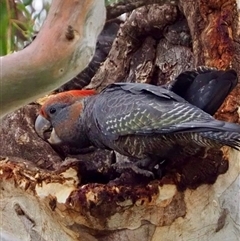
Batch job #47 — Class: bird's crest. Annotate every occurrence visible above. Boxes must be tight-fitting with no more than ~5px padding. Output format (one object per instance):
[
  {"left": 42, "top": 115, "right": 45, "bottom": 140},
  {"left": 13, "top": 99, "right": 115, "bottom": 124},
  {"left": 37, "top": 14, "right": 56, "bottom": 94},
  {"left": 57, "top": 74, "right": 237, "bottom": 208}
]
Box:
[
  {"left": 39, "top": 90, "right": 96, "bottom": 117},
  {"left": 66, "top": 89, "right": 97, "bottom": 97}
]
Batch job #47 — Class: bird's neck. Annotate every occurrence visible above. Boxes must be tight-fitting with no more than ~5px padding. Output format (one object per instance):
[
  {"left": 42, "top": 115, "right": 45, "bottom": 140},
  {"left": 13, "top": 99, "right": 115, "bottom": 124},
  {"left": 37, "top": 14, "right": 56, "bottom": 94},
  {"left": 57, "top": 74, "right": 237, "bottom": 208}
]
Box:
[{"left": 81, "top": 95, "right": 104, "bottom": 147}]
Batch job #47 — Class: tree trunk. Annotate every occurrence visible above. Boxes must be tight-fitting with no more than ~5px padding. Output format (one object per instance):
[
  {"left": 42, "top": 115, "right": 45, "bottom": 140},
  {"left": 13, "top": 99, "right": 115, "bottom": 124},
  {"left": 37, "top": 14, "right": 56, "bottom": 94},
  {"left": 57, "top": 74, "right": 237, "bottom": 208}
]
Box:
[{"left": 0, "top": 1, "right": 240, "bottom": 241}]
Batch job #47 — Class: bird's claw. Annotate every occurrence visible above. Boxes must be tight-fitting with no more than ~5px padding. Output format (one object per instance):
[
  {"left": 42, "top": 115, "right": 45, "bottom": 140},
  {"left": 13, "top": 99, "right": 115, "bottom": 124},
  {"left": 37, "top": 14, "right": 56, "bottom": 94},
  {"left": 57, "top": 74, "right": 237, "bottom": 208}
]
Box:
[{"left": 112, "top": 162, "right": 154, "bottom": 178}]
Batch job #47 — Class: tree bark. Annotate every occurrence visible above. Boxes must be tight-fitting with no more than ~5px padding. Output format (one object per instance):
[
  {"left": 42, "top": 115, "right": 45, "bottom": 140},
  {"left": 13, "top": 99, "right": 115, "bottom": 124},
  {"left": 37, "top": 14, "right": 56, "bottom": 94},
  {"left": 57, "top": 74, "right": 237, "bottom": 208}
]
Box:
[
  {"left": 106, "top": 0, "right": 179, "bottom": 19},
  {"left": 0, "top": 1, "right": 240, "bottom": 241}
]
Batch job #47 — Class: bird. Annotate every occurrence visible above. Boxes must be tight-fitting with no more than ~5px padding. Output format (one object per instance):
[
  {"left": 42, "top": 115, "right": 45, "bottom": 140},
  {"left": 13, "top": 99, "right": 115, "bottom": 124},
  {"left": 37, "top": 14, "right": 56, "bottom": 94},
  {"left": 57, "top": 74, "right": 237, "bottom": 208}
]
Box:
[{"left": 35, "top": 68, "right": 240, "bottom": 177}]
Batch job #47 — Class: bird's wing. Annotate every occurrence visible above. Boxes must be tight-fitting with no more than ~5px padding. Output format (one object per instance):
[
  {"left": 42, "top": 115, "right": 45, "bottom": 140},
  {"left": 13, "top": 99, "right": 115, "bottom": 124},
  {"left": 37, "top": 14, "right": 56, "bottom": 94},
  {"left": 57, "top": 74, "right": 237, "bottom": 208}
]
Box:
[
  {"left": 101, "top": 82, "right": 187, "bottom": 102},
  {"left": 92, "top": 83, "right": 224, "bottom": 140}
]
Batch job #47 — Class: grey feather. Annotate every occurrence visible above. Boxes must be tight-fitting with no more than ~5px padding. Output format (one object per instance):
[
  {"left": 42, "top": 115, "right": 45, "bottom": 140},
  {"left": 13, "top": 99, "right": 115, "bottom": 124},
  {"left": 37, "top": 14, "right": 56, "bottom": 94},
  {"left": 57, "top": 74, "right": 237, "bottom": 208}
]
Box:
[{"left": 83, "top": 82, "right": 240, "bottom": 159}]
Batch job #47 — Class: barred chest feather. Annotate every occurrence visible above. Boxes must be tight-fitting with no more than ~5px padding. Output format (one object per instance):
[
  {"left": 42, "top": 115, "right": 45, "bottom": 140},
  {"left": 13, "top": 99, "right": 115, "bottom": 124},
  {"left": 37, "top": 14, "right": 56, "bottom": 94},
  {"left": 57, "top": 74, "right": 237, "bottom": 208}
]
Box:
[{"left": 110, "top": 133, "right": 223, "bottom": 159}]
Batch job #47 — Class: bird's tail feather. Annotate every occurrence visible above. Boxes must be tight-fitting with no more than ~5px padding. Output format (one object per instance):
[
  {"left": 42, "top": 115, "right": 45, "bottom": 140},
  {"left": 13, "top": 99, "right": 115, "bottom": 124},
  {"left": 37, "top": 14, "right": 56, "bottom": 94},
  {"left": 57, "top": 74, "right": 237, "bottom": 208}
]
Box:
[
  {"left": 176, "top": 120, "right": 240, "bottom": 150},
  {"left": 200, "top": 130, "right": 240, "bottom": 150}
]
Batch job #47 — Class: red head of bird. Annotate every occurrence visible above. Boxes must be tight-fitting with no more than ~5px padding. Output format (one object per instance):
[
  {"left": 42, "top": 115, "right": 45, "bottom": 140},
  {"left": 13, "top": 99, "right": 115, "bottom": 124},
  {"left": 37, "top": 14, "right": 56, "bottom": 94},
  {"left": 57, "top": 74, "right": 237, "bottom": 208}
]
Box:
[{"left": 35, "top": 89, "right": 96, "bottom": 145}]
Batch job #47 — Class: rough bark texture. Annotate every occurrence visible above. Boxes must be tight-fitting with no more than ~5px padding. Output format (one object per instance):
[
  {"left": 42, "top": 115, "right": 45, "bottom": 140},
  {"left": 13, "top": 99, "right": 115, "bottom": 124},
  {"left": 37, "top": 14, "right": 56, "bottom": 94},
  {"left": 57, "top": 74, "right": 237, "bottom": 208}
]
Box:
[
  {"left": 87, "top": 4, "right": 178, "bottom": 91},
  {"left": 106, "top": 0, "right": 179, "bottom": 20},
  {"left": 0, "top": 1, "right": 240, "bottom": 241},
  {"left": 179, "top": 0, "right": 240, "bottom": 124}
]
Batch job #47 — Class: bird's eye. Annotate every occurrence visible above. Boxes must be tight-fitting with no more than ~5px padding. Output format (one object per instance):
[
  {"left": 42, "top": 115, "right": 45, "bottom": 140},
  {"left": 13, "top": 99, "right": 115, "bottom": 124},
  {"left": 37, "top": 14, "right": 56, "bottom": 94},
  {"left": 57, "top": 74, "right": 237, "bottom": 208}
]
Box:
[{"left": 49, "top": 107, "right": 56, "bottom": 114}]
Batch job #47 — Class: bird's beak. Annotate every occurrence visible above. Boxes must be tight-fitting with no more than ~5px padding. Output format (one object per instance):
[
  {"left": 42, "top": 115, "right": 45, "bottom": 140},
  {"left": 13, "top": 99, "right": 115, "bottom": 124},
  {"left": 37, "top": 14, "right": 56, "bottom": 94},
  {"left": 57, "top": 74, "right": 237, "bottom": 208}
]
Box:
[
  {"left": 48, "top": 128, "right": 63, "bottom": 145},
  {"left": 35, "top": 115, "right": 52, "bottom": 139},
  {"left": 35, "top": 115, "right": 63, "bottom": 145}
]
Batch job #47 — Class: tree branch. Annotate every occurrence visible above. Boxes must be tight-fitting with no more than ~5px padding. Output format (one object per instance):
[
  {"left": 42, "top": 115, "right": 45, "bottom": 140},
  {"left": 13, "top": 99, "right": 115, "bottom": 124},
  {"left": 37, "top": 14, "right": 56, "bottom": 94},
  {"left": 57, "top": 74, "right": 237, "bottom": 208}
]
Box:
[
  {"left": 0, "top": 0, "right": 105, "bottom": 118},
  {"left": 106, "top": 0, "right": 179, "bottom": 19}
]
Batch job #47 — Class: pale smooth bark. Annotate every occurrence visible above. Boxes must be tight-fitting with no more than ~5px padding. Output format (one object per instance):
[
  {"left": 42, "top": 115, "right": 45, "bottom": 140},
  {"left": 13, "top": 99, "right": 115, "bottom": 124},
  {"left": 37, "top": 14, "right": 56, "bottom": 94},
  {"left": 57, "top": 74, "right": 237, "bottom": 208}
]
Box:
[
  {"left": 0, "top": 0, "right": 105, "bottom": 118},
  {"left": 0, "top": 149, "right": 239, "bottom": 241}
]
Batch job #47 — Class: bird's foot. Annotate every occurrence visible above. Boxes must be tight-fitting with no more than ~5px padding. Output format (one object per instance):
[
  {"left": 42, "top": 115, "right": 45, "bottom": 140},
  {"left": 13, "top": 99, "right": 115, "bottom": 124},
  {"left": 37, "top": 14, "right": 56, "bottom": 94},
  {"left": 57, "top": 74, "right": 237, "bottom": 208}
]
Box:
[
  {"left": 108, "top": 171, "right": 152, "bottom": 186},
  {"left": 112, "top": 162, "right": 154, "bottom": 178},
  {"left": 135, "top": 157, "right": 166, "bottom": 178}
]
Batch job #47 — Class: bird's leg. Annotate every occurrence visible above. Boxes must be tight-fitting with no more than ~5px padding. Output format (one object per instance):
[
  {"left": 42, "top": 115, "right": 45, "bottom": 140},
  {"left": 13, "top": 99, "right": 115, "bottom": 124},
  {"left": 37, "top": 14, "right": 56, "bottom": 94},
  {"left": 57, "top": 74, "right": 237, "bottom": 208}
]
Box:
[
  {"left": 112, "top": 153, "right": 155, "bottom": 178},
  {"left": 136, "top": 155, "right": 165, "bottom": 169},
  {"left": 69, "top": 146, "right": 97, "bottom": 154},
  {"left": 135, "top": 155, "right": 167, "bottom": 178},
  {"left": 112, "top": 161, "right": 155, "bottom": 178}
]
